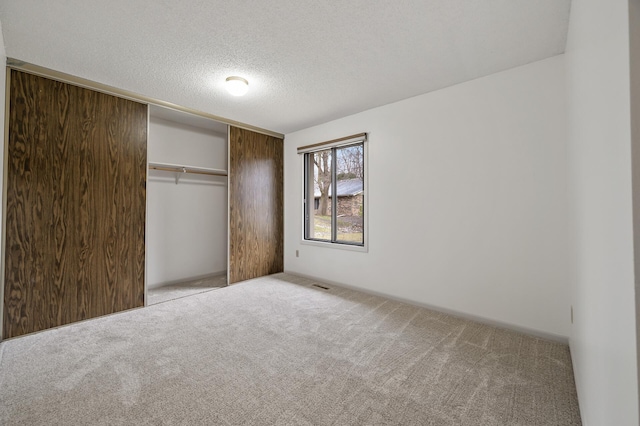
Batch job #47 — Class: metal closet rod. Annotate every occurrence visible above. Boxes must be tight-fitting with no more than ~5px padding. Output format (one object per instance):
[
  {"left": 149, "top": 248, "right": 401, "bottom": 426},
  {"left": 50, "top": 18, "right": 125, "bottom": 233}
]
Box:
[{"left": 149, "top": 162, "right": 228, "bottom": 177}]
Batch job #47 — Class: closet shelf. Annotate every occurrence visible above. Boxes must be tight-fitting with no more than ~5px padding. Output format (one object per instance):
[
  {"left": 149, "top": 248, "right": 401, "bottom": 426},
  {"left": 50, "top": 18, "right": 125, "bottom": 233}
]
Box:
[{"left": 148, "top": 162, "right": 227, "bottom": 184}]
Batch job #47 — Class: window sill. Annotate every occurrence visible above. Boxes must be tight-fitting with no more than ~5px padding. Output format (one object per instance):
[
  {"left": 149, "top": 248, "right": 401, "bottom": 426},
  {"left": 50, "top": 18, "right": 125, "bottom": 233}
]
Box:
[{"left": 300, "top": 239, "right": 368, "bottom": 253}]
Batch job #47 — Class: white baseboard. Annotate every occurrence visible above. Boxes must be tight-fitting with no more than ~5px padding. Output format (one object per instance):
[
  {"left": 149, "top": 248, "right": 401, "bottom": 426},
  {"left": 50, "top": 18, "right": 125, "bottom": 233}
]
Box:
[{"left": 284, "top": 270, "right": 569, "bottom": 344}]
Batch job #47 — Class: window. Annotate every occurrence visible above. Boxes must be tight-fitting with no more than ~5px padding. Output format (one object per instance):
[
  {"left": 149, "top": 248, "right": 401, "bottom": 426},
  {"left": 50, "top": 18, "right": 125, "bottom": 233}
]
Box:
[{"left": 300, "top": 133, "right": 366, "bottom": 247}]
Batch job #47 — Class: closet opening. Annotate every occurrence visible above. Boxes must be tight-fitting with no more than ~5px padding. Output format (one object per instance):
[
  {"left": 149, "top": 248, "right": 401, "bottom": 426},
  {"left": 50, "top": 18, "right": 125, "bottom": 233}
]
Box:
[{"left": 146, "top": 105, "right": 229, "bottom": 305}]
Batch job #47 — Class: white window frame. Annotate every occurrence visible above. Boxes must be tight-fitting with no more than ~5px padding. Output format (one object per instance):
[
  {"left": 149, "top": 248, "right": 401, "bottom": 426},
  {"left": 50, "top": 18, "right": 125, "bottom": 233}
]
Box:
[{"left": 299, "top": 133, "right": 368, "bottom": 252}]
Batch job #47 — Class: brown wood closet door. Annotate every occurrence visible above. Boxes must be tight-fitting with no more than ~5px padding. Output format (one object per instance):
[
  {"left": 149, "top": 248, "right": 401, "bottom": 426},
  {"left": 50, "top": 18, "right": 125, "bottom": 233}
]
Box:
[
  {"left": 228, "top": 127, "right": 283, "bottom": 284},
  {"left": 3, "top": 70, "right": 147, "bottom": 339}
]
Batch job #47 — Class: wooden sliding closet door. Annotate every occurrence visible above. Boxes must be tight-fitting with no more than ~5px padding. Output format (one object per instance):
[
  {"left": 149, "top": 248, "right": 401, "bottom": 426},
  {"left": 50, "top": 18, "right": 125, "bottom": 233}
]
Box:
[
  {"left": 228, "top": 127, "right": 283, "bottom": 284},
  {"left": 3, "top": 70, "right": 147, "bottom": 338}
]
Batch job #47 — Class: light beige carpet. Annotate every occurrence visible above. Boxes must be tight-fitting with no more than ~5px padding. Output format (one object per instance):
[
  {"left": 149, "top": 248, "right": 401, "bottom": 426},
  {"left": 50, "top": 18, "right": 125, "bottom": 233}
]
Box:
[
  {"left": 0, "top": 273, "right": 581, "bottom": 425},
  {"left": 147, "top": 274, "right": 227, "bottom": 305}
]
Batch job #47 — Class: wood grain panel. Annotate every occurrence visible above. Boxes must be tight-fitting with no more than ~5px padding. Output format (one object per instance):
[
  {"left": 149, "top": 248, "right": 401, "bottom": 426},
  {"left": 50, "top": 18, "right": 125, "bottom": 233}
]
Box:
[
  {"left": 3, "top": 70, "right": 147, "bottom": 338},
  {"left": 228, "top": 127, "right": 283, "bottom": 284}
]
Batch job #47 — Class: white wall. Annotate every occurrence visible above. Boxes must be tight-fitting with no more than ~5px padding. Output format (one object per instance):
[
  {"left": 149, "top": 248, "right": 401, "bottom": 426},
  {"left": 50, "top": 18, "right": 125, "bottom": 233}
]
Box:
[
  {"left": 566, "top": 0, "right": 640, "bottom": 424},
  {"left": 631, "top": 0, "right": 640, "bottom": 399},
  {"left": 146, "top": 117, "right": 227, "bottom": 288},
  {"left": 285, "top": 56, "right": 571, "bottom": 339}
]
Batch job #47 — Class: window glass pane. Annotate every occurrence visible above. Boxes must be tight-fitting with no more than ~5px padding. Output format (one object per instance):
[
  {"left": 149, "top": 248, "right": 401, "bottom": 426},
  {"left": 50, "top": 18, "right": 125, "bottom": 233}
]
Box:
[
  {"left": 309, "top": 149, "right": 332, "bottom": 241},
  {"left": 335, "top": 144, "right": 364, "bottom": 244}
]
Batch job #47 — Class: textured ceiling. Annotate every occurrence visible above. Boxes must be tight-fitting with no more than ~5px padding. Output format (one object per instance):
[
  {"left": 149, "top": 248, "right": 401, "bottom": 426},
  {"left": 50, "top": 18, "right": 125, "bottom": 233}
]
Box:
[{"left": 0, "top": 1, "right": 571, "bottom": 134}]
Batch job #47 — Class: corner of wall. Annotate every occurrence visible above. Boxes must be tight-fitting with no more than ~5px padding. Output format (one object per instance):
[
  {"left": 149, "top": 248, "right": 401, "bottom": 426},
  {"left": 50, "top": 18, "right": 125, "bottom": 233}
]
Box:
[
  {"left": 565, "top": 0, "right": 639, "bottom": 424},
  {"left": 629, "top": 0, "right": 640, "bottom": 420},
  {"left": 0, "top": 17, "right": 7, "bottom": 343}
]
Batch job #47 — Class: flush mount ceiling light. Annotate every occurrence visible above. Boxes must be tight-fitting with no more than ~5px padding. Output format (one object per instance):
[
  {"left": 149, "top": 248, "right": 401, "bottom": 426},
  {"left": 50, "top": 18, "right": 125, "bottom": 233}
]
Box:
[{"left": 225, "top": 76, "right": 249, "bottom": 96}]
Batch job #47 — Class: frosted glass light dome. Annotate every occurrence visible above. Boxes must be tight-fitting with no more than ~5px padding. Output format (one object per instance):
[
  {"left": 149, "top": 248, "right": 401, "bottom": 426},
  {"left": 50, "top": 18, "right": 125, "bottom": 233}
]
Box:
[{"left": 225, "top": 76, "right": 249, "bottom": 96}]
